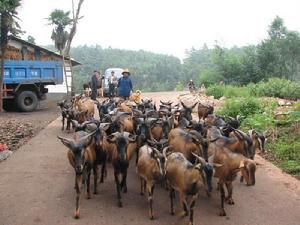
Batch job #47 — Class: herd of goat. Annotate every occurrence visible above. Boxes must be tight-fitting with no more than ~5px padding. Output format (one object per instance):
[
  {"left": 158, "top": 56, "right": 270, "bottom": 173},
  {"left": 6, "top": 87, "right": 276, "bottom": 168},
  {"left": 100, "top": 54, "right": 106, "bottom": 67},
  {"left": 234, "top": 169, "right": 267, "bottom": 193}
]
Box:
[{"left": 57, "top": 95, "right": 266, "bottom": 225}]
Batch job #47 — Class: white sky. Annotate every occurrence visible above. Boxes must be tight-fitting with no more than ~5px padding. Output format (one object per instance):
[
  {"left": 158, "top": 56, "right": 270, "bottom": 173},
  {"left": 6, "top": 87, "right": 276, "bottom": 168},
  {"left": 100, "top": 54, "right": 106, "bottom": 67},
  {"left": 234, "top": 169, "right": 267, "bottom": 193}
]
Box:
[{"left": 18, "top": 0, "right": 300, "bottom": 59}]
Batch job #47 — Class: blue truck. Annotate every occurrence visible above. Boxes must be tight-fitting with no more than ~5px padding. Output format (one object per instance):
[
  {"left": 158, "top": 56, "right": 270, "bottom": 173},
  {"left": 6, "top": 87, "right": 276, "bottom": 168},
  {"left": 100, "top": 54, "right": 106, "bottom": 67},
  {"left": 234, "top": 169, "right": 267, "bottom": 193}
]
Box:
[{"left": 3, "top": 60, "right": 64, "bottom": 112}]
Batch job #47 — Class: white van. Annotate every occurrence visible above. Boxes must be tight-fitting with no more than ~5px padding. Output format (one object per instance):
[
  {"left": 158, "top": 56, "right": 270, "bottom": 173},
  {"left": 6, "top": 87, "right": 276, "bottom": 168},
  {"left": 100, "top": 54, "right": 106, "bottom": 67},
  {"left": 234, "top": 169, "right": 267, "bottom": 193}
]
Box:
[{"left": 103, "top": 68, "right": 123, "bottom": 97}]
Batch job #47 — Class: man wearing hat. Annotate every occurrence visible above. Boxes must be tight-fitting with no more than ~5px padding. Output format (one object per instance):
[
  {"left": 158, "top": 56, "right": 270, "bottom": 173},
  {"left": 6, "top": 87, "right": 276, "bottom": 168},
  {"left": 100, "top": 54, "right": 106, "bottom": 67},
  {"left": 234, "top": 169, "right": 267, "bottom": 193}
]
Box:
[{"left": 117, "top": 68, "right": 133, "bottom": 100}]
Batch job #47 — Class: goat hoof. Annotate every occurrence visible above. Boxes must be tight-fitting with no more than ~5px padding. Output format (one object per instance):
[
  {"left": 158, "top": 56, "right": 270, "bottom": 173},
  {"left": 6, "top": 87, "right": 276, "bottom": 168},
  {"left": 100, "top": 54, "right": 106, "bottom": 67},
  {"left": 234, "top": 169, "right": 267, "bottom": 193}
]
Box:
[
  {"left": 86, "top": 193, "right": 91, "bottom": 199},
  {"left": 140, "top": 192, "right": 144, "bottom": 196},
  {"left": 219, "top": 210, "right": 226, "bottom": 217},
  {"left": 226, "top": 198, "right": 235, "bottom": 205},
  {"left": 93, "top": 190, "right": 98, "bottom": 195},
  {"left": 118, "top": 202, "right": 123, "bottom": 208},
  {"left": 74, "top": 209, "right": 80, "bottom": 219},
  {"left": 178, "top": 211, "right": 187, "bottom": 218},
  {"left": 149, "top": 215, "right": 154, "bottom": 220},
  {"left": 170, "top": 210, "right": 175, "bottom": 216},
  {"left": 123, "top": 187, "right": 127, "bottom": 193}
]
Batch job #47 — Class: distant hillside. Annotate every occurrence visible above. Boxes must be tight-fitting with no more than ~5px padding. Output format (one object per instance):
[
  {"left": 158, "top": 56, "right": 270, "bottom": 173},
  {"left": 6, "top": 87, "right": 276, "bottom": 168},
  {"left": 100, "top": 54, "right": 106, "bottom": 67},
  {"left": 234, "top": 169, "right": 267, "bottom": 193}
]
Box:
[{"left": 69, "top": 46, "right": 183, "bottom": 92}]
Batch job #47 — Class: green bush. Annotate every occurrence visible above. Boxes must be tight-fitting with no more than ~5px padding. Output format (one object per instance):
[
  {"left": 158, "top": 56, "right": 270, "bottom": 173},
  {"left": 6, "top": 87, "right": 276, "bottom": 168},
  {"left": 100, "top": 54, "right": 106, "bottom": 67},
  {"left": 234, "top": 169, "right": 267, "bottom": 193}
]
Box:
[
  {"left": 224, "top": 85, "right": 251, "bottom": 98},
  {"left": 206, "top": 85, "right": 225, "bottom": 99},
  {"left": 249, "top": 78, "right": 300, "bottom": 99},
  {"left": 175, "top": 81, "right": 184, "bottom": 91},
  {"left": 217, "top": 97, "right": 263, "bottom": 119}
]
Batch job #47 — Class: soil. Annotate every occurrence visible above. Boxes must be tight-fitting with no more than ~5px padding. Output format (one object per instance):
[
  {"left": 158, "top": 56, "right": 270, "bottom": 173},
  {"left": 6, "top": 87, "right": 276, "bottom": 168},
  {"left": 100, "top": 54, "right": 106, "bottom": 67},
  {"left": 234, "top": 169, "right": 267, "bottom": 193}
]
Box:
[{"left": 0, "top": 100, "right": 60, "bottom": 151}]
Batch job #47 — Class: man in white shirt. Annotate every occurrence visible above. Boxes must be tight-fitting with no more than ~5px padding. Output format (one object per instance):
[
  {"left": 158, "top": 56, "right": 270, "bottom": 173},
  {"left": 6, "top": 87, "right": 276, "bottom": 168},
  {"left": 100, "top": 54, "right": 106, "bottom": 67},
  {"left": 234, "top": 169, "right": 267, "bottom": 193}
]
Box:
[{"left": 108, "top": 71, "right": 118, "bottom": 97}]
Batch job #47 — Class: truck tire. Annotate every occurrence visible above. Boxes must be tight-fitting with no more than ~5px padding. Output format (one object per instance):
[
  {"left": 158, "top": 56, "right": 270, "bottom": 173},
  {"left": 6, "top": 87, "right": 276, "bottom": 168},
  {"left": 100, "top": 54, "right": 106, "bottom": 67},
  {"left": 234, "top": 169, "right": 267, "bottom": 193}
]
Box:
[{"left": 16, "top": 91, "right": 38, "bottom": 112}]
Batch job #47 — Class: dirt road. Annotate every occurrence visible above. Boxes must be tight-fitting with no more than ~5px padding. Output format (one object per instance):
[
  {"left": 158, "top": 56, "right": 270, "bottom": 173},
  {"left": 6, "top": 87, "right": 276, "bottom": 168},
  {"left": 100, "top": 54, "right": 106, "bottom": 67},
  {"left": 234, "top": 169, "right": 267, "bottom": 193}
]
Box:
[{"left": 0, "top": 92, "right": 300, "bottom": 225}]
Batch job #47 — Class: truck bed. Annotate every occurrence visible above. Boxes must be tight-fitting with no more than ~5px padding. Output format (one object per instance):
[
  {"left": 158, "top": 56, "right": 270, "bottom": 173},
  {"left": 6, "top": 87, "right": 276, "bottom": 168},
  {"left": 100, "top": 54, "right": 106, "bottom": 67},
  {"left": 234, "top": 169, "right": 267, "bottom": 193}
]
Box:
[{"left": 4, "top": 60, "right": 64, "bottom": 85}]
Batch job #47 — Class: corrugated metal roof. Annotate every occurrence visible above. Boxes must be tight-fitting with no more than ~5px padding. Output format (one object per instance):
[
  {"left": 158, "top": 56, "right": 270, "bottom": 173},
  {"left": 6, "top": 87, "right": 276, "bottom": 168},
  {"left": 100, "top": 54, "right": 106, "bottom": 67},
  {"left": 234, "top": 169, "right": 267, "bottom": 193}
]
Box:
[{"left": 8, "top": 36, "right": 81, "bottom": 66}]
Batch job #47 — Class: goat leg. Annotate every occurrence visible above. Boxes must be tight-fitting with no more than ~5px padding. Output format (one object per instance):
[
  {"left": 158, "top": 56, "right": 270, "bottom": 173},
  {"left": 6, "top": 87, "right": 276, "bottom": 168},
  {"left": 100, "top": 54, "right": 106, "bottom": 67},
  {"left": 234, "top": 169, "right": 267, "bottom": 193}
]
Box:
[
  {"left": 86, "top": 170, "right": 91, "bottom": 199},
  {"left": 240, "top": 174, "right": 244, "bottom": 183},
  {"left": 189, "top": 195, "right": 198, "bottom": 225},
  {"left": 100, "top": 161, "right": 106, "bottom": 183},
  {"left": 93, "top": 165, "right": 98, "bottom": 195},
  {"left": 140, "top": 178, "right": 145, "bottom": 195},
  {"left": 74, "top": 175, "right": 82, "bottom": 219},
  {"left": 147, "top": 183, "right": 155, "bottom": 220},
  {"left": 121, "top": 170, "right": 128, "bottom": 193},
  {"left": 179, "top": 193, "right": 188, "bottom": 217},
  {"left": 169, "top": 188, "right": 175, "bottom": 215},
  {"left": 219, "top": 183, "right": 226, "bottom": 216},
  {"left": 225, "top": 182, "right": 234, "bottom": 205},
  {"left": 62, "top": 116, "right": 65, "bottom": 131},
  {"left": 114, "top": 171, "right": 122, "bottom": 207}
]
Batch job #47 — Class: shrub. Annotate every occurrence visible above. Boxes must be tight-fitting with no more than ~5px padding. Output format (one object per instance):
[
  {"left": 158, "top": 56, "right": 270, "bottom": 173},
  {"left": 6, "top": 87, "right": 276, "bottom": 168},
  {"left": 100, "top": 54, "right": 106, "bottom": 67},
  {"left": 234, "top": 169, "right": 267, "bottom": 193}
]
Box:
[
  {"left": 206, "top": 85, "right": 225, "bottom": 99},
  {"left": 224, "top": 85, "right": 251, "bottom": 98},
  {"left": 175, "top": 81, "right": 184, "bottom": 91},
  {"left": 217, "top": 97, "right": 263, "bottom": 119},
  {"left": 249, "top": 78, "right": 300, "bottom": 99}
]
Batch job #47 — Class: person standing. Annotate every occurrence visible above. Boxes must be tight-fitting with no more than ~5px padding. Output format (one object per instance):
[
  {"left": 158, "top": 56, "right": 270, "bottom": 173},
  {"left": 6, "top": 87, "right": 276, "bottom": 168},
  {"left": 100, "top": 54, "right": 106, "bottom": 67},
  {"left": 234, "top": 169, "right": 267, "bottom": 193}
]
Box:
[
  {"left": 117, "top": 68, "right": 133, "bottom": 100},
  {"left": 91, "top": 70, "right": 100, "bottom": 100},
  {"left": 108, "top": 71, "right": 118, "bottom": 97}
]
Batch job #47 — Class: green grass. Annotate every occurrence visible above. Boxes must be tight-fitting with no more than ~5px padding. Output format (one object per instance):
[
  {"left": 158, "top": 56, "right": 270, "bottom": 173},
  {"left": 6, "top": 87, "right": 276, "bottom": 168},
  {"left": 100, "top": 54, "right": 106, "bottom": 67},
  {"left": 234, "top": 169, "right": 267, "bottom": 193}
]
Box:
[{"left": 268, "top": 125, "right": 300, "bottom": 174}]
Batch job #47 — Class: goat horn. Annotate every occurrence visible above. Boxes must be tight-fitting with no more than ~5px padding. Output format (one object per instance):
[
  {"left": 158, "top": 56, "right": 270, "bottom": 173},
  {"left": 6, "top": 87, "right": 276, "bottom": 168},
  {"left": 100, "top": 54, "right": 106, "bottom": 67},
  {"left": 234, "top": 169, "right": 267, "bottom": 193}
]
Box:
[
  {"left": 162, "top": 146, "right": 172, "bottom": 158},
  {"left": 191, "top": 152, "right": 206, "bottom": 166}
]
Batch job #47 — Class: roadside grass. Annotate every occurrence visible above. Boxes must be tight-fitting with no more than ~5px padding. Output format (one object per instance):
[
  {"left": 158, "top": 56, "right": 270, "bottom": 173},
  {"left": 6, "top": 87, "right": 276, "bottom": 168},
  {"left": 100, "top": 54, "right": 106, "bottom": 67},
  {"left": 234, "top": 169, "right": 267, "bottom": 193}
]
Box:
[
  {"left": 206, "top": 78, "right": 300, "bottom": 100},
  {"left": 217, "top": 96, "right": 300, "bottom": 178}
]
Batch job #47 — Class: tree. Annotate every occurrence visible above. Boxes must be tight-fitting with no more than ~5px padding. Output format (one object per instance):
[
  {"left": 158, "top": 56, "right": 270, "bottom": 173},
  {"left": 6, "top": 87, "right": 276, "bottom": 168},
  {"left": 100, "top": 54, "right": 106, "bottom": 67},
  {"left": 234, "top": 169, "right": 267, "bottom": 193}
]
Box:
[
  {"left": 64, "top": 0, "right": 84, "bottom": 56},
  {"left": 47, "top": 9, "right": 72, "bottom": 55},
  {"left": 27, "top": 35, "right": 35, "bottom": 44},
  {"left": 0, "top": 0, "right": 22, "bottom": 112}
]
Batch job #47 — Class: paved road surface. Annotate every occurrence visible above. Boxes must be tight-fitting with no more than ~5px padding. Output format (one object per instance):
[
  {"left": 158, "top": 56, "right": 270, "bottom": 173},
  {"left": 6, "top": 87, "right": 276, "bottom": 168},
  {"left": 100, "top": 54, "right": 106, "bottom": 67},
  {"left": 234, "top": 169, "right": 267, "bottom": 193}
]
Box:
[{"left": 0, "top": 92, "right": 300, "bottom": 225}]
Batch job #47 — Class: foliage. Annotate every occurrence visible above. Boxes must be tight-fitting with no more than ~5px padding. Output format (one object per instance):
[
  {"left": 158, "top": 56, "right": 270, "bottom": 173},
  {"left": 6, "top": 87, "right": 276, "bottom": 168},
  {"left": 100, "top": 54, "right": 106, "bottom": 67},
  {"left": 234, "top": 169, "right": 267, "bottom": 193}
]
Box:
[
  {"left": 268, "top": 124, "right": 300, "bottom": 174},
  {"left": 26, "top": 35, "right": 35, "bottom": 44},
  {"left": 47, "top": 9, "right": 72, "bottom": 54},
  {"left": 217, "top": 97, "right": 263, "bottom": 119},
  {"left": 0, "top": 0, "right": 22, "bottom": 112},
  {"left": 175, "top": 81, "right": 184, "bottom": 91},
  {"left": 206, "top": 84, "right": 225, "bottom": 99},
  {"left": 69, "top": 46, "right": 182, "bottom": 93},
  {"left": 249, "top": 78, "right": 300, "bottom": 99}
]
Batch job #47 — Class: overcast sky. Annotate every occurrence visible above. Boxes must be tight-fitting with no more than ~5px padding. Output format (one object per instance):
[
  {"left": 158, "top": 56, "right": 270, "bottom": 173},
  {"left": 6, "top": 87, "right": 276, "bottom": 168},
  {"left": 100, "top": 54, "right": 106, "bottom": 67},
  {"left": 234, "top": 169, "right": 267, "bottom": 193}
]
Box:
[{"left": 18, "top": 0, "right": 300, "bottom": 59}]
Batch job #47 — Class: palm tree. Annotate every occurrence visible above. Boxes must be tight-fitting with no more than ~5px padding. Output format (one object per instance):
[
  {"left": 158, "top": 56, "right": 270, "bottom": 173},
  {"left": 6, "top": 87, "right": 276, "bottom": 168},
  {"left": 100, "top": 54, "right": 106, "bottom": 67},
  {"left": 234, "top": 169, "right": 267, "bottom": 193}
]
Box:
[
  {"left": 47, "top": 9, "right": 72, "bottom": 55},
  {"left": 0, "top": 0, "right": 22, "bottom": 112}
]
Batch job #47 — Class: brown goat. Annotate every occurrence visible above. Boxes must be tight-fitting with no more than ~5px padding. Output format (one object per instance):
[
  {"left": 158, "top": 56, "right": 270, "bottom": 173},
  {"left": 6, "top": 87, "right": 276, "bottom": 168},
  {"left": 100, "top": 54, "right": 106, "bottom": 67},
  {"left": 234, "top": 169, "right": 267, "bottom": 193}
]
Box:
[
  {"left": 208, "top": 142, "right": 256, "bottom": 216},
  {"left": 198, "top": 102, "right": 214, "bottom": 121},
  {"left": 57, "top": 131, "right": 96, "bottom": 219},
  {"left": 168, "top": 128, "right": 208, "bottom": 163},
  {"left": 137, "top": 144, "right": 165, "bottom": 219},
  {"left": 165, "top": 152, "right": 207, "bottom": 225},
  {"left": 73, "top": 96, "right": 95, "bottom": 118}
]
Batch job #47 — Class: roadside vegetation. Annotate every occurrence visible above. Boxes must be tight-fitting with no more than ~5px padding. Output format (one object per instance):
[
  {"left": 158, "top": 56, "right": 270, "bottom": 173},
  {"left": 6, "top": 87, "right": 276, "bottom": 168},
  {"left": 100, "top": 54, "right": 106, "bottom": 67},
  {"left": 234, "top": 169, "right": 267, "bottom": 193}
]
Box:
[{"left": 215, "top": 88, "right": 300, "bottom": 178}]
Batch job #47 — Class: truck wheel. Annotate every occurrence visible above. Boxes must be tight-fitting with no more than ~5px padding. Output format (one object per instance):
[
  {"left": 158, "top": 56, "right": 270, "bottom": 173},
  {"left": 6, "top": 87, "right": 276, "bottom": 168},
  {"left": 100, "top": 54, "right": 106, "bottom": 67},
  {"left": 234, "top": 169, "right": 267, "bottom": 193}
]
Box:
[{"left": 16, "top": 91, "right": 38, "bottom": 112}]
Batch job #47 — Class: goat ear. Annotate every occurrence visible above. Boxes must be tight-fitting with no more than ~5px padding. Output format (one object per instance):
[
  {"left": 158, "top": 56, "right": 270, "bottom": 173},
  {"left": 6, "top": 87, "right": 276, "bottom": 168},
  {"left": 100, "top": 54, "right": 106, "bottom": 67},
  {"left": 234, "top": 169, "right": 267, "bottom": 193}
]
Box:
[
  {"left": 57, "top": 136, "right": 76, "bottom": 150},
  {"left": 106, "top": 134, "right": 117, "bottom": 143},
  {"left": 239, "top": 161, "right": 245, "bottom": 168},
  {"left": 128, "top": 134, "right": 137, "bottom": 142},
  {"left": 147, "top": 139, "right": 156, "bottom": 146},
  {"left": 213, "top": 163, "right": 223, "bottom": 168},
  {"left": 100, "top": 123, "right": 111, "bottom": 131}
]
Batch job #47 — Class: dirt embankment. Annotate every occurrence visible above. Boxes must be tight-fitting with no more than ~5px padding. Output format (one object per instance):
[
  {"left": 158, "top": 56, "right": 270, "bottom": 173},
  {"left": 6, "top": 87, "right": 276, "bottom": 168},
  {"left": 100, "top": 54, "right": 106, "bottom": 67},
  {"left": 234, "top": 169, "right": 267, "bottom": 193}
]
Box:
[{"left": 0, "top": 100, "right": 60, "bottom": 152}]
